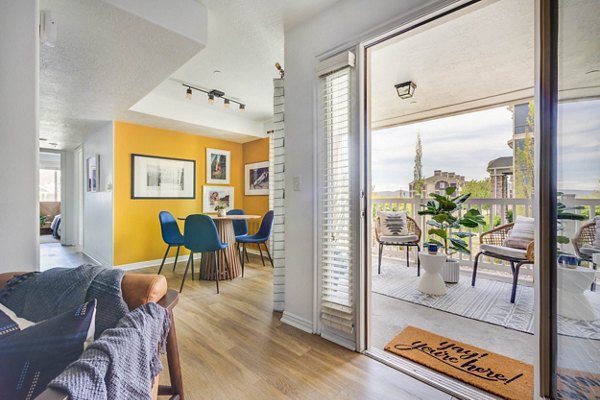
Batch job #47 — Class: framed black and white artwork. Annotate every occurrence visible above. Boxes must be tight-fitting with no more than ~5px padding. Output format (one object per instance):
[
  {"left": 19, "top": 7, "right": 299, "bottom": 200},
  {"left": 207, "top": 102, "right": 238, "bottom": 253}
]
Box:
[
  {"left": 245, "top": 161, "right": 269, "bottom": 196},
  {"left": 86, "top": 155, "right": 99, "bottom": 192},
  {"left": 131, "top": 154, "right": 196, "bottom": 199}
]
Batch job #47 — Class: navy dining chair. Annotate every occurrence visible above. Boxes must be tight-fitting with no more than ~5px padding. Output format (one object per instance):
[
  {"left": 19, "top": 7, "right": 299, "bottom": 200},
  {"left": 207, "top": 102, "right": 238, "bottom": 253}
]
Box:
[
  {"left": 158, "top": 211, "right": 185, "bottom": 275},
  {"left": 227, "top": 208, "right": 249, "bottom": 263},
  {"left": 180, "top": 214, "right": 229, "bottom": 293},
  {"left": 237, "top": 210, "right": 274, "bottom": 275}
]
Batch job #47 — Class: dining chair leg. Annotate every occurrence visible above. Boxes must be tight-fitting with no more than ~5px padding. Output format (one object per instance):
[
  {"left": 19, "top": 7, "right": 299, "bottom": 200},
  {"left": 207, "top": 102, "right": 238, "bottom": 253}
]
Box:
[
  {"left": 237, "top": 243, "right": 243, "bottom": 265},
  {"left": 258, "top": 244, "right": 266, "bottom": 266},
  {"left": 179, "top": 254, "right": 192, "bottom": 293},
  {"left": 214, "top": 251, "right": 220, "bottom": 294},
  {"left": 242, "top": 244, "right": 247, "bottom": 277},
  {"left": 172, "top": 246, "right": 181, "bottom": 272},
  {"left": 245, "top": 247, "right": 250, "bottom": 262},
  {"left": 264, "top": 242, "right": 274, "bottom": 267},
  {"left": 191, "top": 253, "right": 195, "bottom": 281},
  {"left": 158, "top": 245, "right": 171, "bottom": 274}
]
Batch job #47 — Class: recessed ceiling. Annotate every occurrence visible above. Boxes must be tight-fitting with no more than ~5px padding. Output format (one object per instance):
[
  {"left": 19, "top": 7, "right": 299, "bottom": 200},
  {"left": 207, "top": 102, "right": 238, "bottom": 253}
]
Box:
[
  {"left": 40, "top": 0, "right": 341, "bottom": 149},
  {"left": 370, "top": 0, "right": 600, "bottom": 130},
  {"left": 40, "top": 0, "right": 206, "bottom": 150}
]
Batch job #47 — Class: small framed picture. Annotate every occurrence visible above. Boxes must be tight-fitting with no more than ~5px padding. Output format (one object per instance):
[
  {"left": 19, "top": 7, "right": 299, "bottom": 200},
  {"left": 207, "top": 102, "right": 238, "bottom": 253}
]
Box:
[
  {"left": 131, "top": 154, "right": 195, "bottom": 199},
  {"left": 245, "top": 161, "right": 269, "bottom": 196},
  {"left": 206, "top": 148, "right": 230, "bottom": 184},
  {"left": 203, "top": 186, "right": 234, "bottom": 213},
  {"left": 86, "top": 155, "right": 99, "bottom": 192}
]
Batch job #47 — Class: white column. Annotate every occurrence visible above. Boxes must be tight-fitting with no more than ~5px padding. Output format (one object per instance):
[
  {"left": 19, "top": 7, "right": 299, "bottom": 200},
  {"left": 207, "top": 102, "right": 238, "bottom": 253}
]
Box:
[
  {"left": 0, "top": 1, "right": 40, "bottom": 272},
  {"left": 272, "top": 78, "right": 285, "bottom": 312}
]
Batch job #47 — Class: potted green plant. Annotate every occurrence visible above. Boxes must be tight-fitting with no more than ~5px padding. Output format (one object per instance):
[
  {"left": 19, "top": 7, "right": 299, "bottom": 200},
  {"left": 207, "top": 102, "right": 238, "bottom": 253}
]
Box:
[
  {"left": 214, "top": 204, "right": 227, "bottom": 217},
  {"left": 418, "top": 186, "right": 485, "bottom": 283}
]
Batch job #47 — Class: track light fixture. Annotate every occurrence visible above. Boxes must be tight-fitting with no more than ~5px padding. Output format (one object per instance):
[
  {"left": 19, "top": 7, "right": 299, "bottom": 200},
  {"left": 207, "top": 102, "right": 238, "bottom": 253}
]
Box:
[{"left": 182, "top": 84, "right": 246, "bottom": 112}]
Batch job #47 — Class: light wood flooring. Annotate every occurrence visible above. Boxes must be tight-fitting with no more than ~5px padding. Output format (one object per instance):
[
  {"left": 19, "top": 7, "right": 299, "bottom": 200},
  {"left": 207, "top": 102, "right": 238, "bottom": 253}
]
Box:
[{"left": 133, "top": 255, "right": 453, "bottom": 400}]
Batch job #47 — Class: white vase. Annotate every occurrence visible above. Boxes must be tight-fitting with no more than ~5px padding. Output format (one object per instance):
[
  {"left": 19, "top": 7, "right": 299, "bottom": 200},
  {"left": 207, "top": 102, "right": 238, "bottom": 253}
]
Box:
[
  {"left": 443, "top": 259, "right": 460, "bottom": 283},
  {"left": 217, "top": 209, "right": 226, "bottom": 217}
]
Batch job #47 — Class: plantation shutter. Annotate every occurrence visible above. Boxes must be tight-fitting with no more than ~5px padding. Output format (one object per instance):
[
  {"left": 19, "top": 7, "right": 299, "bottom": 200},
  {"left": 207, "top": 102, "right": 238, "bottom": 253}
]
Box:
[{"left": 318, "top": 51, "right": 356, "bottom": 348}]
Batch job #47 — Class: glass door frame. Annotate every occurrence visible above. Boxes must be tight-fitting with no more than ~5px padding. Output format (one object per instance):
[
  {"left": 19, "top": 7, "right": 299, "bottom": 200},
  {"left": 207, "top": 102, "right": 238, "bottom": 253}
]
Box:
[{"left": 356, "top": 0, "right": 560, "bottom": 398}]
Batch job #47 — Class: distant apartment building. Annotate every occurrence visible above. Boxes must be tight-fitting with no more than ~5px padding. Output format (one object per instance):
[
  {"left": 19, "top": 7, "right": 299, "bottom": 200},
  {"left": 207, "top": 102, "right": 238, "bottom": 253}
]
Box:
[
  {"left": 409, "top": 170, "right": 465, "bottom": 196},
  {"left": 487, "top": 102, "right": 532, "bottom": 199}
]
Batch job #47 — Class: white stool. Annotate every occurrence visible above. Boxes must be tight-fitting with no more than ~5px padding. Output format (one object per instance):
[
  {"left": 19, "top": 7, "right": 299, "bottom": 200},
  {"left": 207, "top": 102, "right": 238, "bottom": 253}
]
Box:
[
  {"left": 417, "top": 253, "right": 447, "bottom": 296},
  {"left": 557, "top": 265, "right": 597, "bottom": 321}
]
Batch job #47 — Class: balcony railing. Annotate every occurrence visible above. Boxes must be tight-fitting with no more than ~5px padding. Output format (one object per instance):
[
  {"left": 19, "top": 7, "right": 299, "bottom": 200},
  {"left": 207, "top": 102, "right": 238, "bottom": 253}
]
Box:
[{"left": 372, "top": 196, "right": 600, "bottom": 278}]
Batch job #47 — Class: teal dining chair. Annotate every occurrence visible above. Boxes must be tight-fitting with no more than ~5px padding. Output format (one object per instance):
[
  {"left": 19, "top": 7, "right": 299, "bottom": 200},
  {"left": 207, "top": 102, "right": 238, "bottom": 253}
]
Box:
[
  {"left": 158, "top": 211, "right": 185, "bottom": 275},
  {"left": 180, "top": 214, "right": 229, "bottom": 293}
]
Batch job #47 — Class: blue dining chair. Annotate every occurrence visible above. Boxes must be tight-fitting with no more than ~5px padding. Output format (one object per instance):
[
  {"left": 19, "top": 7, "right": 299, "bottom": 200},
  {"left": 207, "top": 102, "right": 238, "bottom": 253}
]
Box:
[
  {"left": 158, "top": 211, "right": 185, "bottom": 275},
  {"left": 237, "top": 210, "right": 274, "bottom": 275},
  {"left": 227, "top": 208, "right": 249, "bottom": 263},
  {"left": 180, "top": 214, "right": 229, "bottom": 293}
]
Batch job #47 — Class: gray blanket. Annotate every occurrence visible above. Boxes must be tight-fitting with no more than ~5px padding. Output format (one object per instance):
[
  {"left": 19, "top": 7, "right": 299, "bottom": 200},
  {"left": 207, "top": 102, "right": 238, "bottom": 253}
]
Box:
[
  {"left": 48, "top": 302, "right": 170, "bottom": 400},
  {"left": 0, "top": 265, "right": 129, "bottom": 337},
  {"left": 0, "top": 265, "right": 170, "bottom": 399}
]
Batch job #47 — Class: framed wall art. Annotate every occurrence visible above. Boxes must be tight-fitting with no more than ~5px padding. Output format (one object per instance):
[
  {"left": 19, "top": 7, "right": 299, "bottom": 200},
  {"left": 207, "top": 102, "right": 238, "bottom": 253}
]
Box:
[
  {"left": 245, "top": 161, "right": 269, "bottom": 196},
  {"left": 206, "top": 148, "right": 230, "bottom": 184},
  {"left": 86, "top": 155, "right": 99, "bottom": 192},
  {"left": 202, "top": 186, "right": 234, "bottom": 213},
  {"left": 131, "top": 154, "right": 196, "bottom": 199}
]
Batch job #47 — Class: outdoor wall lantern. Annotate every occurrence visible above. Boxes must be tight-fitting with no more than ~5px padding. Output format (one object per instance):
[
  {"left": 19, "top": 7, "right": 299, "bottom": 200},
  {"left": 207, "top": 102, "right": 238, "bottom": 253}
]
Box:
[{"left": 395, "top": 81, "right": 417, "bottom": 99}]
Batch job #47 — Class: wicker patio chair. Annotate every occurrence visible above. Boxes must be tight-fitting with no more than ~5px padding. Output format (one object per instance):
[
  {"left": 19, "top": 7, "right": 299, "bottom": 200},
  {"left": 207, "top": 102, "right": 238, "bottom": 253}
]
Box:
[
  {"left": 471, "top": 222, "right": 534, "bottom": 303},
  {"left": 375, "top": 215, "right": 421, "bottom": 276},
  {"left": 572, "top": 220, "right": 598, "bottom": 290}
]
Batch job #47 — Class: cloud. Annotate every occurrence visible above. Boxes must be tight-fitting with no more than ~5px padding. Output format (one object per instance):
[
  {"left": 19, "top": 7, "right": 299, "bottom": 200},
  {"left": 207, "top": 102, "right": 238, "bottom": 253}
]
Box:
[{"left": 372, "top": 100, "right": 600, "bottom": 193}]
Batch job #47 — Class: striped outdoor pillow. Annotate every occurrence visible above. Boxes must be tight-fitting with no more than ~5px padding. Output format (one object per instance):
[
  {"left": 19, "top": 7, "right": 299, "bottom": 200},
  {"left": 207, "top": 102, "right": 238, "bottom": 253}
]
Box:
[
  {"left": 504, "top": 216, "right": 535, "bottom": 250},
  {"left": 378, "top": 211, "right": 409, "bottom": 236}
]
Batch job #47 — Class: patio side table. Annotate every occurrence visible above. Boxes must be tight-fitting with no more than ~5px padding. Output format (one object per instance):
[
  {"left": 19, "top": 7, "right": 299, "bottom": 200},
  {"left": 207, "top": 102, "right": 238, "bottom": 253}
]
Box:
[{"left": 417, "top": 252, "right": 447, "bottom": 296}]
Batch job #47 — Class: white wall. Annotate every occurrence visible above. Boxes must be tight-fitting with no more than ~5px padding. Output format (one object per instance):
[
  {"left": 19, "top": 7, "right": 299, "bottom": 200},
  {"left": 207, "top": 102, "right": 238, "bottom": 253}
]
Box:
[
  {"left": 0, "top": 1, "right": 40, "bottom": 272},
  {"left": 82, "top": 122, "right": 114, "bottom": 266},
  {"left": 283, "top": 0, "right": 451, "bottom": 328},
  {"left": 61, "top": 150, "right": 77, "bottom": 246}
]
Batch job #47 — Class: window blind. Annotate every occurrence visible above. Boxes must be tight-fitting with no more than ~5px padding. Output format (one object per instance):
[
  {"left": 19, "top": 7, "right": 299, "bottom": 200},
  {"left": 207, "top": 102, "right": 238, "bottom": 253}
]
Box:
[{"left": 320, "top": 65, "right": 354, "bottom": 339}]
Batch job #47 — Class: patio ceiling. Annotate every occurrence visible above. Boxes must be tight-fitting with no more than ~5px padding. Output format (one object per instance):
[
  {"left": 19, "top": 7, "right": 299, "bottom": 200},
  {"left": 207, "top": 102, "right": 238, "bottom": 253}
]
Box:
[{"left": 370, "top": 0, "right": 600, "bottom": 130}]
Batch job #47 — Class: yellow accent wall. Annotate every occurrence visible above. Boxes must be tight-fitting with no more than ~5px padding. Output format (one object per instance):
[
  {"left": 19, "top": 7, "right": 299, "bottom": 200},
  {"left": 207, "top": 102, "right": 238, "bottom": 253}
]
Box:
[
  {"left": 242, "top": 138, "right": 270, "bottom": 234},
  {"left": 113, "top": 122, "right": 270, "bottom": 266}
]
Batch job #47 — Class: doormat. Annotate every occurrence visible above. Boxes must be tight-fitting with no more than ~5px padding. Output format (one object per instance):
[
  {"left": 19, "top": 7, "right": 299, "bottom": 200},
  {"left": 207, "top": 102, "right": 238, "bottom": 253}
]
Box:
[{"left": 385, "top": 326, "right": 533, "bottom": 400}]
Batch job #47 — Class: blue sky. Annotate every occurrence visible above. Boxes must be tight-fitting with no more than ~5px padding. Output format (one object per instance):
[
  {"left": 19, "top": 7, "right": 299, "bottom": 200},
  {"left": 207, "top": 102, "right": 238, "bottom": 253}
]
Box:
[{"left": 372, "top": 100, "right": 600, "bottom": 194}]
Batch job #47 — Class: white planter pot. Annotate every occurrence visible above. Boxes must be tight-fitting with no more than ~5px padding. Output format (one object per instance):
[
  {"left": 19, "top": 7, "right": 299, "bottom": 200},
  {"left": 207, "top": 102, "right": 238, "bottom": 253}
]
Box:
[
  {"left": 443, "top": 259, "right": 460, "bottom": 283},
  {"left": 217, "top": 209, "right": 226, "bottom": 217}
]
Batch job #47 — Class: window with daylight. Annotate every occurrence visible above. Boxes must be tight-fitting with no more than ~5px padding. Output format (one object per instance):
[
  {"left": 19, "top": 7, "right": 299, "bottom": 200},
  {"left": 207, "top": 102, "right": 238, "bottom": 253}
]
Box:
[
  {"left": 319, "top": 62, "right": 355, "bottom": 342},
  {"left": 39, "top": 169, "right": 61, "bottom": 201}
]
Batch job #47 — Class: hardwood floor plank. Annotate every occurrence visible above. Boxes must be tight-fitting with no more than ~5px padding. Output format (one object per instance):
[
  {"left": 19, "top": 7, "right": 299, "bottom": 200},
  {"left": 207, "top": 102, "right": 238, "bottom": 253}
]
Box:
[{"left": 132, "top": 255, "right": 451, "bottom": 400}]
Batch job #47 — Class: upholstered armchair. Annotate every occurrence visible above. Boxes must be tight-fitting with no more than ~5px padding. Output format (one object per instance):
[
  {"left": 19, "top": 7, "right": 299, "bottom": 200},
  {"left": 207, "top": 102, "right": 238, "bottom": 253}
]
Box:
[
  {"left": 0, "top": 272, "right": 183, "bottom": 400},
  {"left": 375, "top": 214, "right": 421, "bottom": 276}
]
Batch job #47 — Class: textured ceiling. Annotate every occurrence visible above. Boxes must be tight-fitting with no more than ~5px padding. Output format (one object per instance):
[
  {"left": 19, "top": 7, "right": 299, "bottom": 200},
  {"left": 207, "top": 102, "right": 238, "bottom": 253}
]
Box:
[
  {"left": 370, "top": 0, "right": 600, "bottom": 129},
  {"left": 40, "top": 0, "right": 341, "bottom": 148},
  {"left": 40, "top": 0, "right": 204, "bottom": 149}
]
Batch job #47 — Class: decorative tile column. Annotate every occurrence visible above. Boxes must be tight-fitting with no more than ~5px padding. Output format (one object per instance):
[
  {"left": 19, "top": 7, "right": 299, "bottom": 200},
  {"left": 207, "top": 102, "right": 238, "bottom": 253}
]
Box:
[{"left": 271, "top": 78, "right": 285, "bottom": 312}]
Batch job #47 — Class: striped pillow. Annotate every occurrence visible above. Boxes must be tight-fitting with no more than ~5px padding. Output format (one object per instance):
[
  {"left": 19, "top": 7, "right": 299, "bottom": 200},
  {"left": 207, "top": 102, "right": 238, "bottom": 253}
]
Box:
[
  {"left": 504, "top": 216, "right": 535, "bottom": 250},
  {"left": 378, "top": 211, "right": 409, "bottom": 236},
  {"left": 0, "top": 299, "right": 96, "bottom": 400}
]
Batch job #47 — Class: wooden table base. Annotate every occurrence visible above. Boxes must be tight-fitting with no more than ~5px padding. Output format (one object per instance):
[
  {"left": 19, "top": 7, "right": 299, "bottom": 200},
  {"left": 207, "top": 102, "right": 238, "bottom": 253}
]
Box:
[{"left": 199, "top": 219, "right": 242, "bottom": 280}]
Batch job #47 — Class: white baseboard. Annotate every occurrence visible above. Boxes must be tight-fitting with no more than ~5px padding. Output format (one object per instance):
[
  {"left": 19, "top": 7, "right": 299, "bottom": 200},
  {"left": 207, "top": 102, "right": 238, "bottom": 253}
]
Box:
[
  {"left": 280, "top": 311, "right": 314, "bottom": 334},
  {"left": 81, "top": 251, "right": 105, "bottom": 267},
  {"left": 115, "top": 253, "right": 201, "bottom": 271},
  {"left": 321, "top": 327, "right": 356, "bottom": 351}
]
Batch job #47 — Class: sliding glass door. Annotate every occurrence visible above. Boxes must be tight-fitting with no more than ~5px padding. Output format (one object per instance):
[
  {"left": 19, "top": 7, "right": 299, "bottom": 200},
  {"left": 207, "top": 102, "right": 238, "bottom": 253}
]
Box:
[{"left": 554, "top": 0, "right": 600, "bottom": 398}]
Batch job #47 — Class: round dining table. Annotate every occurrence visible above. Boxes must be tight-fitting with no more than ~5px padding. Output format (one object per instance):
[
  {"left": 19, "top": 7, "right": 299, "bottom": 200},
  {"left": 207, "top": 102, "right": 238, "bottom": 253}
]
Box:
[{"left": 178, "top": 214, "right": 261, "bottom": 281}]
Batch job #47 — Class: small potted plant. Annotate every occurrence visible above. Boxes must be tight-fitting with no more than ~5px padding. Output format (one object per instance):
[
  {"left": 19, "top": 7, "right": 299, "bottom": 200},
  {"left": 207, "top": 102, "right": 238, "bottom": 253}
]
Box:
[
  {"left": 418, "top": 187, "right": 485, "bottom": 283},
  {"left": 214, "top": 204, "right": 227, "bottom": 217}
]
